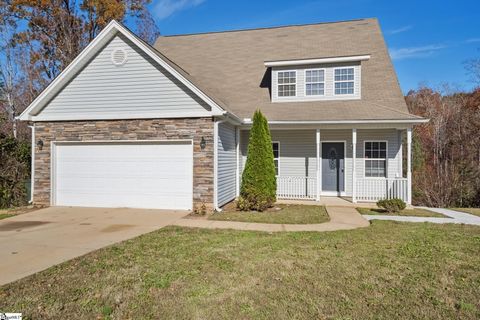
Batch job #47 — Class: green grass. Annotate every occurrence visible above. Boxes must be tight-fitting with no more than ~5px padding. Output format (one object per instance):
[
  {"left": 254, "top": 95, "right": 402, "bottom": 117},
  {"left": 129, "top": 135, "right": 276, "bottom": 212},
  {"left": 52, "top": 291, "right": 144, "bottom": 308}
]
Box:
[
  {"left": 0, "top": 214, "right": 14, "bottom": 220},
  {"left": 357, "top": 207, "right": 447, "bottom": 218},
  {"left": 1, "top": 222, "right": 480, "bottom": 319},
  {"left": 209, "top": 204, "right": 330, "bottom": 224},
  {"left": 0, "top": 213, "right": 15, "bottom": 220},
  {"left": 452, "top": 208, "right": 480, "bottom": 217}
]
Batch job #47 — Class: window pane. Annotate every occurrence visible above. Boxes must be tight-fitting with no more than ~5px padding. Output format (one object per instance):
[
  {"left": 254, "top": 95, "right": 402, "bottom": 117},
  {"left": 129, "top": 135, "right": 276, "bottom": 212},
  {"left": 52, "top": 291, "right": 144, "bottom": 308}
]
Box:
[
  {"left": 278, "top": 84, "right": 296, "bottom": 97},
  {"left": 272, "top": 143, "right": 279, "bottom": 158},
  {"left": 306, "top": 69, "right": 324, "bottom": 83},
  {"left": 305, "top": 69, "right": 325, "bottom": 96},
  {"left": 334, "top": 81, "right": 354, "bottom": 95},
  {"left": 278, "top": 71, "right": 296, "bottom": 85},
  {"left": 274, "top": 159, "right": 279, "bottom": 175},
  {"left": 364, "top": 141, "right": 387, "bottom": 159},
  {"left": 334, "top": 68, "right": 354, "bottom": 81},
  {"left": 306, "top": 83, "right": 325, "bottom": 96},
  {"left": 365, "top": 159, "right": 386, "bottom": 177}
]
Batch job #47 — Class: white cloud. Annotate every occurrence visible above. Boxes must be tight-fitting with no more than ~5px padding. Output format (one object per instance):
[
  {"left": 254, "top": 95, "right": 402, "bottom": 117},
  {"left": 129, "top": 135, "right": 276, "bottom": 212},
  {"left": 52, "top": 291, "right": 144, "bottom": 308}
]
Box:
[
  {"left": 154, "top": 0, "right": 205, "bottom": 20},
  {"left": 466, "top": 38, "right": 480, "bottom": 43},
  {"left": 389, "top": 44, "right": 447, "bottom": 60},
  {"left": 386, "top": 25, "right": 413, "bottom": 35}
]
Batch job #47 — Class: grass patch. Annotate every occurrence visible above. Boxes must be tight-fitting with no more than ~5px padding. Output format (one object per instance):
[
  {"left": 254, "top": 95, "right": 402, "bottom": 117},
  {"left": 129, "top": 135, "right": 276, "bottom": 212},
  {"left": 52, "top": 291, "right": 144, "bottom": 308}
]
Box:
[
  {"left": 209, "top": 204, "right": 329, "bottom": 224},
  {"left": 0, "top": 206, "right": 38, "bottom": 219},
  {"left": 452, "top": 208, "right": 480, "bottom": 217},
  {"left": 357, "top": 207, "right": 447, "bottom": 218},
  {"left": 1, "top": 222, "right": 480, "bottom": 319},
  {"left": 0, "top": 213, "right": 15, "bottom": 220}
]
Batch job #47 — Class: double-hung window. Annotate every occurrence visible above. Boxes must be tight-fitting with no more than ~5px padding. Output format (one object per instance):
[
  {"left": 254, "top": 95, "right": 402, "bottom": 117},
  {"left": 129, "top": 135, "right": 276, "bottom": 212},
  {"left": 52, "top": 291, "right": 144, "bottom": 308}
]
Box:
[
  {"left": 334, "top": 67, "right": 354, "bottom": 95},
  {"left": 272, "top": 142, "right": 280, "bottom": 175},
  {"left": 364, "top": 141, "right": 387, "bottom": 177},
  {"left": 277, "top": 71, "right": 296, "bottom": 97},
  {"left": 305, "top": 69, "right": 325, "bottom": 96}
]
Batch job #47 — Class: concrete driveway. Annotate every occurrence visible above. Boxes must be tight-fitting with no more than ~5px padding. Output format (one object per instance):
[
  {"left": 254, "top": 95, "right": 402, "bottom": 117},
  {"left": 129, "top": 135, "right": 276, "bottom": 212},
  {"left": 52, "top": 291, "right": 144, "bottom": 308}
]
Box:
[{"left": 0, "top": 206, "right": 188, "bottom": 286}]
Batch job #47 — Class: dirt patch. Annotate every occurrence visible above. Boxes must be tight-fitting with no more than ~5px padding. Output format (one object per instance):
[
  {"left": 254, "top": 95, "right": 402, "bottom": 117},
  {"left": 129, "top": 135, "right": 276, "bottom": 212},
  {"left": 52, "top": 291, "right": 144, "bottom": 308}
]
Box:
[
  {"left": 101, "top": 224, "right": 135, "bottom": 233},
  {"left": 0, "top": 221, "right": 51, "bottom": 232}
]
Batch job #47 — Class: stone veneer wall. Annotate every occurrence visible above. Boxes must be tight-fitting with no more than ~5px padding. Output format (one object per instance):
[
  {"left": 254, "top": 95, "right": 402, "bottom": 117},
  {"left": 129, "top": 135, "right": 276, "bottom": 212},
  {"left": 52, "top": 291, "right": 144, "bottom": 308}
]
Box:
[{"left": 33, "top": 118, "right": 214, "bottom": 209}]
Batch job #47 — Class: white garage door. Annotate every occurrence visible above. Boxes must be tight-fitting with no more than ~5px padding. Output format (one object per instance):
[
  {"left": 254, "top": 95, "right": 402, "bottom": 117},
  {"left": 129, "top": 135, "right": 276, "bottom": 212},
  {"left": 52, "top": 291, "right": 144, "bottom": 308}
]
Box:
[{"left": 53, "top": 141, "right": 193, "bottom": 210}]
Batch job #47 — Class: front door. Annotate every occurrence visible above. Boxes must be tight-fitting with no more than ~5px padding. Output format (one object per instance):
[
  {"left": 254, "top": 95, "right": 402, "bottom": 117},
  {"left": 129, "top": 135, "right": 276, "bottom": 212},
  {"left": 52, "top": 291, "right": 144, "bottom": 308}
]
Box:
[{"left": 322, "top": 142, "right": 345, "bottom": 193}]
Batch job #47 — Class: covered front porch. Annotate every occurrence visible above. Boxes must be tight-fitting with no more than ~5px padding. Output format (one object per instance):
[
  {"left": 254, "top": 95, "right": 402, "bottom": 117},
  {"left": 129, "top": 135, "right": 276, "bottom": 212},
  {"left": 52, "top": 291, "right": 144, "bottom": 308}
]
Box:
[{"left": 239, "top": 126, "right": 413, "bottom": 204}]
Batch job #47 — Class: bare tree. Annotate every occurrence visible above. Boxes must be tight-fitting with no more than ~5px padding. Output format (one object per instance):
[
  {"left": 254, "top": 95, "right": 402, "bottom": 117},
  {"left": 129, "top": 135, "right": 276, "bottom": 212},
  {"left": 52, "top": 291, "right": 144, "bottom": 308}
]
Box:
[
  {"left": 464, "top": 52, "right": 480, "bottom": 86},
  {"left": 0, "top": 25, "right": 20, "bottom": 138}
]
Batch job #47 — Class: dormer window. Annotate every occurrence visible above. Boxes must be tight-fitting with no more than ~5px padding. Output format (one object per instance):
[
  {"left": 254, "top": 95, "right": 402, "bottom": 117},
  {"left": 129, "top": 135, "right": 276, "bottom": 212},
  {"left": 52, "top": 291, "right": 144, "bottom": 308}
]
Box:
[
  {"left": 305, "top": 69, "right": 325, "bottom": 96},
  {"left": 277, "top": 71, "right": 296, "bottom": 97},
  {"left": 268, "top": 56, "right": 367, "bottom": 102},
  {"left": 334, "top": 67, "right": 355, "bottom": 95}
]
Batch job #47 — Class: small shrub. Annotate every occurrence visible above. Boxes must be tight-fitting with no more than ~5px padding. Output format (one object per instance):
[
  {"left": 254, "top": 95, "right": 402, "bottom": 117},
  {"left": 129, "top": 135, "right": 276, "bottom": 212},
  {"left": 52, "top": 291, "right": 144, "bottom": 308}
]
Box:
[
  {"left": 193, "top": 202, "right": 208, "bottom": 215},
  {"left": 377, "top": 198, "right": 406, "bottom": 213}
]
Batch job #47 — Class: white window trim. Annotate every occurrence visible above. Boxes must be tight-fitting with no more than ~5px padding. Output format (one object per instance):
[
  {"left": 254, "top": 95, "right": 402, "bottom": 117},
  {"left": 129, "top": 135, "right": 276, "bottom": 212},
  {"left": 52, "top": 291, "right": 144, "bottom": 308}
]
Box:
[
  {"left": 272, "top": 141, "right": 280, "bottom": 176},
  {"left": 304, "top": 68, "right": 326, "bottom": 96},
  {"left": 364, "top": 140, "right": 388, "bottom": 179},
  {"left": 276, "top": 70, "right": 297, "bottom": 98},
  {"left": 333, "top": 67, "right": 355, "bottom": 96}
]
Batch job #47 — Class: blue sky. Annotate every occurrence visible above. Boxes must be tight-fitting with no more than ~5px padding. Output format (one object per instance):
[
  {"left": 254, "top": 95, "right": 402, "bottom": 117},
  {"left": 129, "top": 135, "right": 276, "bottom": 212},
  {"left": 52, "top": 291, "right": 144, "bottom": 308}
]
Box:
[{"left": 149, "top": 0, "right": 480, "bottom": 93}]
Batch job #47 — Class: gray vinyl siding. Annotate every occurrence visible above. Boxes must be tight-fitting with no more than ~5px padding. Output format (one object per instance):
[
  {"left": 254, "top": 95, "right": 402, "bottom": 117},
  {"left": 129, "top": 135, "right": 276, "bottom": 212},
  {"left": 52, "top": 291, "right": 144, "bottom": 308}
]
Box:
[
  {"left": 37, "top": 34, "right": 211, "bottom": 120},
  {"left": 240, "top": 128, "right": 402, "bottom": 196},
  {"left": 217, "top": 122, "right": 237, "bottom": 206},
  {"left": 271, "top": 62, "right": 361, "bottom": 103}
]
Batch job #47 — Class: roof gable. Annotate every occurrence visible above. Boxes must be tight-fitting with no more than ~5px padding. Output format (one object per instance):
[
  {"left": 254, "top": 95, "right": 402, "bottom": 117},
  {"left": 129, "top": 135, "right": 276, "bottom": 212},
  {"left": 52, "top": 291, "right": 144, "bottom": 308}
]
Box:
[{"left": 19, "top": 20, "right": 226, "bottom": 121}]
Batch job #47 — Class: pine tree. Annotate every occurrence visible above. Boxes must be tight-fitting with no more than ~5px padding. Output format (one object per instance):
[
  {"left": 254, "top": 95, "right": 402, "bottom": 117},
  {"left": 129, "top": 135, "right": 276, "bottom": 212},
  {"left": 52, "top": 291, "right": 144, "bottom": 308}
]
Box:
[{"left": 238, "top": 110, "right": 276, "bottom": 211}]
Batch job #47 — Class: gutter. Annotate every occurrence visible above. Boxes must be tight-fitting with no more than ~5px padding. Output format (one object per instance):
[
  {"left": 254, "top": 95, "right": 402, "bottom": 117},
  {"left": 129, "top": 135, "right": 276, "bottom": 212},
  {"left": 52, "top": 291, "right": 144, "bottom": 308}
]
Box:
[
  {"left": 219, "top": 111, "right": 243, "bottom": 125},
  {"left": 242, "top": 118, "right": 429, "bottom": 125}
]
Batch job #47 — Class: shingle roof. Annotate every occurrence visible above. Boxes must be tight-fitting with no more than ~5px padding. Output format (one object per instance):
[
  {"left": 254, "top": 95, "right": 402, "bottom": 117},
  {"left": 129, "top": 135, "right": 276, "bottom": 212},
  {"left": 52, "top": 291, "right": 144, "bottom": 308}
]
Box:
[{"left": 153, "top": 18, "right": 422, "bottom": 121}]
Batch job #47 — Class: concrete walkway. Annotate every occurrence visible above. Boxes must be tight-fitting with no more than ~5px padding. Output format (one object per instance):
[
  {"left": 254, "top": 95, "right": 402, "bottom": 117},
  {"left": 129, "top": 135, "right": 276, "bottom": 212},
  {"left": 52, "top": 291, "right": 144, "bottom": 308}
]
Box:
[
  {"left": 363, "top": 207, "right": 480, "bottom": 226},
  {"left": 172, "top": 206, "right": 370, "bottom": 232},
  {"left": 0, "top": 207, "right": 188, "bottom": 286}
]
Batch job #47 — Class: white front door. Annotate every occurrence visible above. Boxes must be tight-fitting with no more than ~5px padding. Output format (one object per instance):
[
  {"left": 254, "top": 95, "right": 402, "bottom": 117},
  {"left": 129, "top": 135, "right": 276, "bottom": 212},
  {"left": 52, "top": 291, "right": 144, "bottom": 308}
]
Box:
[{"left": 53, "top": 141, "right": 193, "bottom": 210}]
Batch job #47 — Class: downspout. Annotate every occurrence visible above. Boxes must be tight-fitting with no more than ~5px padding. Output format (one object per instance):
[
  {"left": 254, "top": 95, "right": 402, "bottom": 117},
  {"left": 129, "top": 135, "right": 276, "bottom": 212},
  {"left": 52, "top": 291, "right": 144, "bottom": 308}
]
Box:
[
  {"left": 28, "top": 124, "right": 35, "bottom": 204},
  {"left": 213, "top": 118, "right": 227, "bottom": 212}
]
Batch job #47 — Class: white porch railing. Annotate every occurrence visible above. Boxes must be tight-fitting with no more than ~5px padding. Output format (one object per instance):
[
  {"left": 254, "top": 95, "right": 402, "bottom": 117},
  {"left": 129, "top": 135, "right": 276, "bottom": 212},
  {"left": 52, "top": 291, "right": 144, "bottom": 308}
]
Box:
[
  {"left": 276, "top": 176, "right": 316, "bottom": 200},
  {"left": 355, "top": 178, "right": 408, "bottom": 202}
]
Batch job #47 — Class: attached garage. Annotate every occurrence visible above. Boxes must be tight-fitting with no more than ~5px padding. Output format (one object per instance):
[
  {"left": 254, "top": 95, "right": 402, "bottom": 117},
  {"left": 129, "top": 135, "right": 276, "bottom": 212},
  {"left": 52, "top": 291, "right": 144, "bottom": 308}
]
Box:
[{"left": 52, "top": 141, "right": 193, "bottom": 210}]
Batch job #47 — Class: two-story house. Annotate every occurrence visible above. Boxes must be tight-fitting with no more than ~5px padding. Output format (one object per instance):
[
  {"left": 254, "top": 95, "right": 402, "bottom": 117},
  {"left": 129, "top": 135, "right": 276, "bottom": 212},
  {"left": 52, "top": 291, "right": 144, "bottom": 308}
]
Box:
[{"left": 19, "top": 18, "right": 427, "bottom": 211}]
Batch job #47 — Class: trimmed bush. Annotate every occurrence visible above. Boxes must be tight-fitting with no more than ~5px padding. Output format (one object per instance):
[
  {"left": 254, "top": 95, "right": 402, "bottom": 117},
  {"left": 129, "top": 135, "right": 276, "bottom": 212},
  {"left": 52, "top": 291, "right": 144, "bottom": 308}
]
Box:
[
  {"left": 377, "top": 198, "right": 407, "bottom": 213},
  {"left": 238, "top": 110, "right": 276, "bottom": 211}
]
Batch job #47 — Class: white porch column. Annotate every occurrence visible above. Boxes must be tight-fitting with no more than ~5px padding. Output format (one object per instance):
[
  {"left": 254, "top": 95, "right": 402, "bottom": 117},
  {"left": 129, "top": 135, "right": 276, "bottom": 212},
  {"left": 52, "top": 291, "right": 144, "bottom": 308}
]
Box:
[
  {"left": 352, "top": 128, "right": 357, "bottom": 203},
  {"left": 316, "top": 129, "right": 321, "bottom": 201},
  {"left": 407, "top": 127, "right": 412, "bottom": 205}
]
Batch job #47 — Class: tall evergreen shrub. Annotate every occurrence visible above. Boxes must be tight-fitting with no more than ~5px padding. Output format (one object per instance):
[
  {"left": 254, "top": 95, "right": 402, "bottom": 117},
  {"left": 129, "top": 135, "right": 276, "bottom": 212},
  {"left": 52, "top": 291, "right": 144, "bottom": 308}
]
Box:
[{"left": 238, "top": 110, "right": 276, "bottom": 211}]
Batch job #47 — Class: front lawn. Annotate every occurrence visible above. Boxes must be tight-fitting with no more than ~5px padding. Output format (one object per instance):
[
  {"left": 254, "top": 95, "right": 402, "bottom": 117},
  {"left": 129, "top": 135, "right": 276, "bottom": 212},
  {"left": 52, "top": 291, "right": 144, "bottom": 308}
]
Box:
[
  {"left": 209, "top": 204, "right": 329, "bottom": 224},
  {"left": 1, "top": 222, "right": 480, "bottom": 319},
  {"left": 452, "top": 208, "right": 480, "bottom": 217},
  {"left": 357, "top": 207, "right": 447, "bottom": 218}
]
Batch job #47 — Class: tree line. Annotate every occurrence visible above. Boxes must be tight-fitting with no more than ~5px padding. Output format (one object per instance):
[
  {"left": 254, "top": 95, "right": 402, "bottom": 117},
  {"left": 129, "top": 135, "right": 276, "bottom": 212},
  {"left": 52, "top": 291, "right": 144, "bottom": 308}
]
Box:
[{"left": 407, "top": 87, "right": 480, "bottom": 207}]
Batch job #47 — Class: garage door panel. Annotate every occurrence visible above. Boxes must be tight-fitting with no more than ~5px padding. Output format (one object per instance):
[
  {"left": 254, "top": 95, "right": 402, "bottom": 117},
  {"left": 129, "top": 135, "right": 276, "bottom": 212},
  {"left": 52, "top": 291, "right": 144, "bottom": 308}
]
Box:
[{"left": 54, "top": 142, "right": 193, "bottom": 210}]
